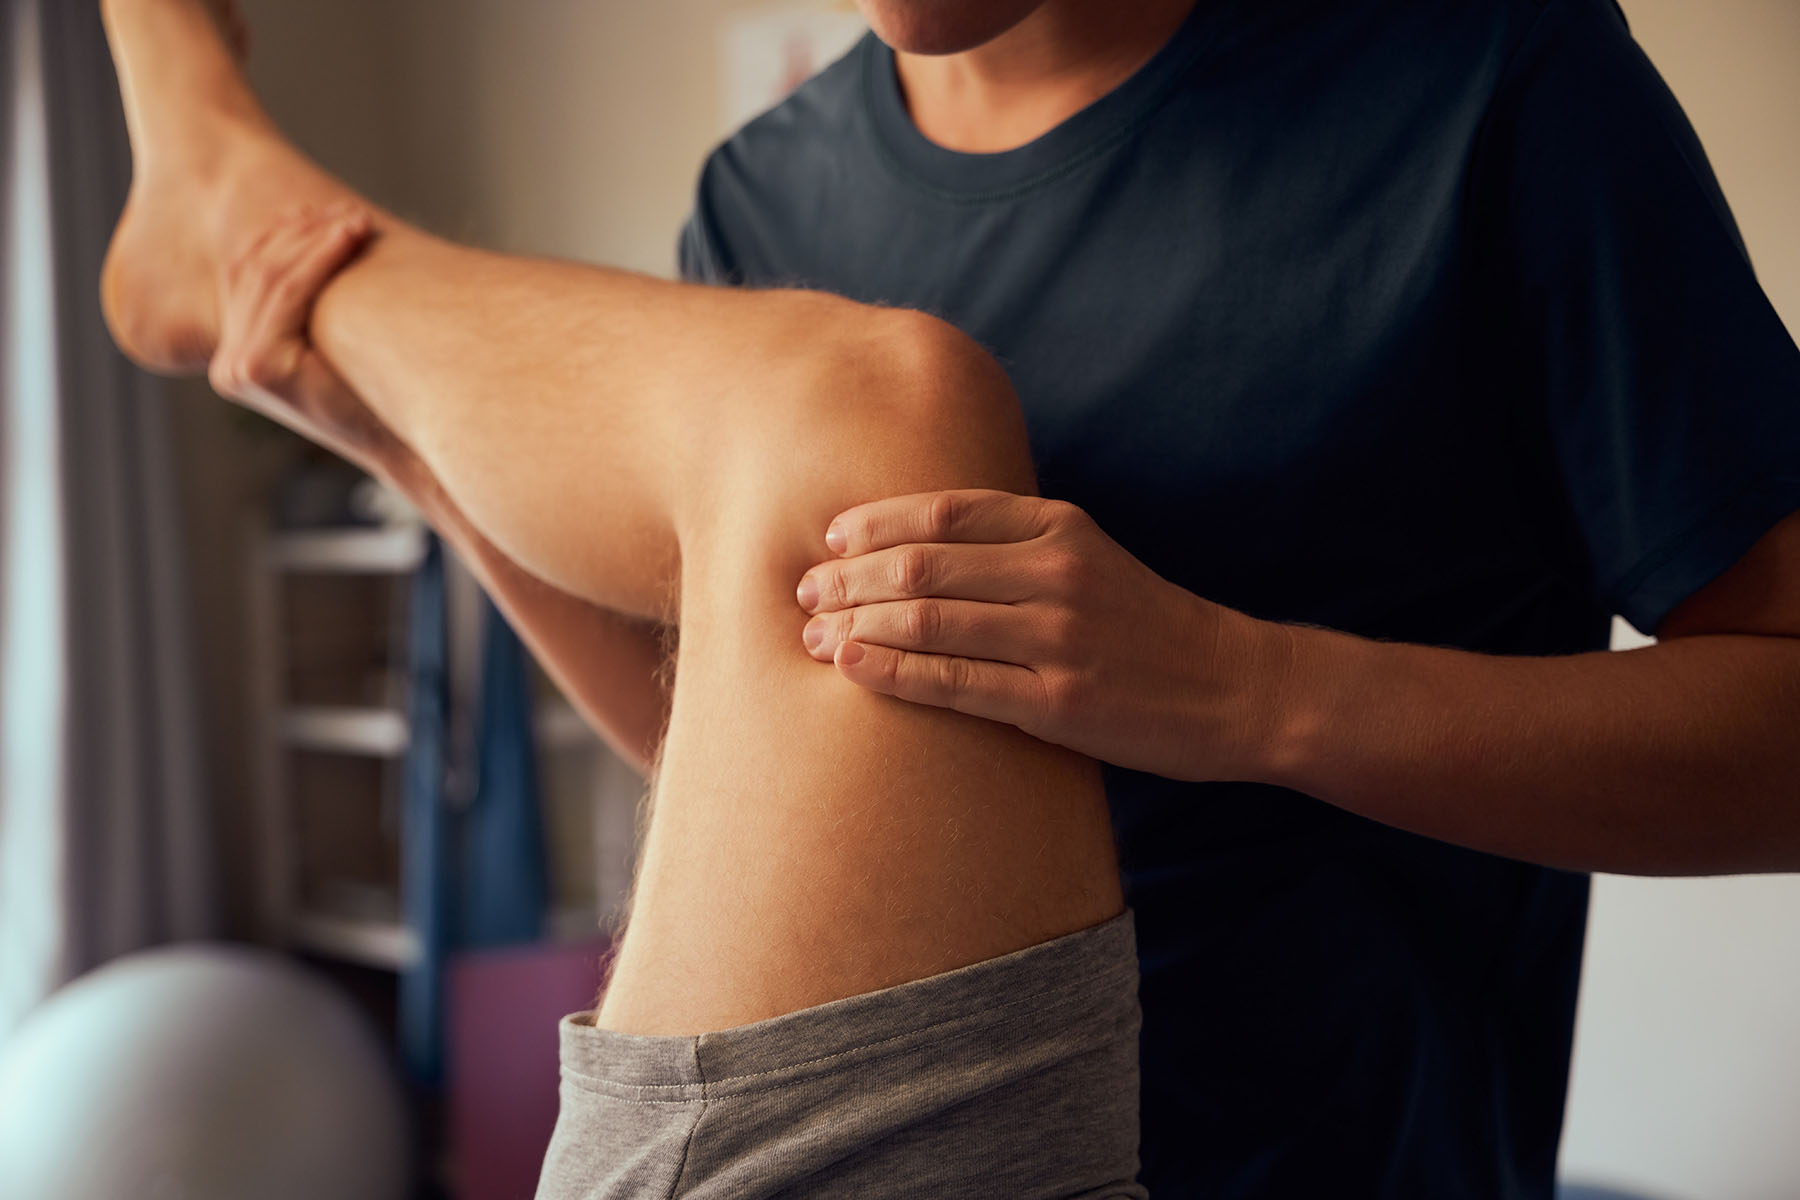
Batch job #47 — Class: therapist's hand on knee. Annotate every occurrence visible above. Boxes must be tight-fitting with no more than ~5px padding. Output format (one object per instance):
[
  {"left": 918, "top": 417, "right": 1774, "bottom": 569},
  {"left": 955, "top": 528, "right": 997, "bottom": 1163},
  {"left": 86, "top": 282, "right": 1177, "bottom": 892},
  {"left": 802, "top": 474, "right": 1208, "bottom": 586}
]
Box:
[{"left": 795, "top": 488, "right": 1286, "bottom": 782}]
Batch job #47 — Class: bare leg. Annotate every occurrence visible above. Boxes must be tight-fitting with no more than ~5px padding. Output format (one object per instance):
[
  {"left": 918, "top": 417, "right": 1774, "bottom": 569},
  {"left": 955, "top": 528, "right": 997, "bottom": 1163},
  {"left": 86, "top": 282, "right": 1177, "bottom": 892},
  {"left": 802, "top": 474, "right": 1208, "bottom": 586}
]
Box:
[{"left": 102, "top": 0, "right": 1124, "bottom": 1034}]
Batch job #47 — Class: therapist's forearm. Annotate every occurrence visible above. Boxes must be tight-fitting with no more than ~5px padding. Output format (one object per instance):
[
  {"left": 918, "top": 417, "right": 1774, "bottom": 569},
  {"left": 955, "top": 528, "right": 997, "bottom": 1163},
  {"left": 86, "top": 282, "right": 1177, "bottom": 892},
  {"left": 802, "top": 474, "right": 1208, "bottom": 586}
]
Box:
[{"left": 1254, "top": 624, "right": 1800, "bottom": 874}]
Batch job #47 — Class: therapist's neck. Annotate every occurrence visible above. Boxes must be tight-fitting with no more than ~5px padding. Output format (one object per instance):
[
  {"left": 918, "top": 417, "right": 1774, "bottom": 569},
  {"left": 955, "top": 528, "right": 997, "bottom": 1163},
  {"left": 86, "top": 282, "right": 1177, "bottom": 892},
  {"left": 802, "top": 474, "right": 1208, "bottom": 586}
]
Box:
[{"left": 893, "top": 0, "right": 1198, "bottom": 153}]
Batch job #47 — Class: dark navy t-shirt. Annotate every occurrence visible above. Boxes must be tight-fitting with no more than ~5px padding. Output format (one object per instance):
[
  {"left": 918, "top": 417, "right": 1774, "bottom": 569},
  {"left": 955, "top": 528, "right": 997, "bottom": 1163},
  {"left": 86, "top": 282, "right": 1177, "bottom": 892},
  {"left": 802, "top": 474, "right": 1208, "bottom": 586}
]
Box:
[{"left": 678, "top": 0, "right": 1800, "bottom": 1194}]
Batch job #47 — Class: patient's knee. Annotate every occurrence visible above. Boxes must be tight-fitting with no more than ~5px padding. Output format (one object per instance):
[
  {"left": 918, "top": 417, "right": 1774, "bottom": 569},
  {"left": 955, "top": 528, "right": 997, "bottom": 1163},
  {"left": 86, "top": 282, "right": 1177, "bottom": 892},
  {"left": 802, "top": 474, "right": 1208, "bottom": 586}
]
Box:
[
  {"left": 839, "top": 306, "right": 1037, "bottom": 497},
  {"left": 765, "top": 303, "right": 1038, "bottom": 520},
  {"left": 673, "top": 299, "right": 1035, "bottom": 642}
]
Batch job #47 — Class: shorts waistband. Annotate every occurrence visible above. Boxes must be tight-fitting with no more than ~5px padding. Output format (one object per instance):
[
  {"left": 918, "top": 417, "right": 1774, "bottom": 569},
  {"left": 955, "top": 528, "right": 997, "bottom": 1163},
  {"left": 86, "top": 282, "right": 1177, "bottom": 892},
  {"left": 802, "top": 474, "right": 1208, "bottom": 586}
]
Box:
[{"left": 558, "top": 908, "right": 1138, "bottom": 1101}]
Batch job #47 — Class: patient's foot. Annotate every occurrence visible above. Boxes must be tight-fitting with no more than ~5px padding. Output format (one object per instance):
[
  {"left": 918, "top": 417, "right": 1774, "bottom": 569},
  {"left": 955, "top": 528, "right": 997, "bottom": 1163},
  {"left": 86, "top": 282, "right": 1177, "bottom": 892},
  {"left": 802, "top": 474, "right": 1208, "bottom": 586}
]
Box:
[{"left": 99, "top": 0, "right": 351, "bottom": 374}]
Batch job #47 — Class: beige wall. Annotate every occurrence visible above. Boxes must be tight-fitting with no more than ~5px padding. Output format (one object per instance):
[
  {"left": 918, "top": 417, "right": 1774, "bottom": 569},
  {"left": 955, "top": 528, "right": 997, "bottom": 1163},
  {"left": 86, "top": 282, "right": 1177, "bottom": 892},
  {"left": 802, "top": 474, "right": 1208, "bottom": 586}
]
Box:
[
  {"left": 1622, "top": 0, "right": 1800, "bottom": 332},
  {"left": 382, "top": 0, "right": 777, "bottom": 273}
]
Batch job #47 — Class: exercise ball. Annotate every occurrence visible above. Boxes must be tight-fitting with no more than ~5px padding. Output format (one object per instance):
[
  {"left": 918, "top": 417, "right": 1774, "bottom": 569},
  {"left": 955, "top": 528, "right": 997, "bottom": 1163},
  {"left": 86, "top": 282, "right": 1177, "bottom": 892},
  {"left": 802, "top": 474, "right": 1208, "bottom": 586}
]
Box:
[{"left": 0, "top": 943, "right": 410, "bottom": 1200}]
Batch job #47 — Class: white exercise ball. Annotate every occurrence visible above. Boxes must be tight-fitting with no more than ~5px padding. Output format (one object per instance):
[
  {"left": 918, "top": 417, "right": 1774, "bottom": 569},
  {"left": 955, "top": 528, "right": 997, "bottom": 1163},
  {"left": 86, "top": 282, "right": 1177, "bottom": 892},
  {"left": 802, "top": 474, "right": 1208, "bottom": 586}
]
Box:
[{"left": 0, "top": 943, "right": 410, "bottom": 1200}]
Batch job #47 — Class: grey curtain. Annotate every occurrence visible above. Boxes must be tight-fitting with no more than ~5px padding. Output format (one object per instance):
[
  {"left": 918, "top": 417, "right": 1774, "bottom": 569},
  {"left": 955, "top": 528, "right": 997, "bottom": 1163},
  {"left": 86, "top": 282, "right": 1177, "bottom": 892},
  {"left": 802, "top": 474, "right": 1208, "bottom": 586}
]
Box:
[{"left": 0, "top": 0, "right": 213, "bottom": 1040}]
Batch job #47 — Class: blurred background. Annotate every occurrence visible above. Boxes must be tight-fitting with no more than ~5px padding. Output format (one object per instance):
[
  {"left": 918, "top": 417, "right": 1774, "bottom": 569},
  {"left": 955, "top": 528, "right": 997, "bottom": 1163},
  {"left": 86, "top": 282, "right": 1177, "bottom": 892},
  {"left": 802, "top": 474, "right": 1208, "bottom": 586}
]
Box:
[{"left": 0, "top": 1, "right": 1795, "bottom": 1198}]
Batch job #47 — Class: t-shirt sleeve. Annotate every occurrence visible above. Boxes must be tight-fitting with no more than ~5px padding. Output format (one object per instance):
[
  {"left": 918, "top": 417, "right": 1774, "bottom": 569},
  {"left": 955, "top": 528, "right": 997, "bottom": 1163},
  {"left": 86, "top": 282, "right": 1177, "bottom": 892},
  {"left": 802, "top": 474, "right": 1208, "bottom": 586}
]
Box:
[
  {"left": 677, "top": 211, "right": 724, "bottom": 284},
  {"left": 1472, "top": 0, "right": 1800, "bottom": 635},
  {"left": 676, "top": 151, "right": 737, "bottom": 286}
]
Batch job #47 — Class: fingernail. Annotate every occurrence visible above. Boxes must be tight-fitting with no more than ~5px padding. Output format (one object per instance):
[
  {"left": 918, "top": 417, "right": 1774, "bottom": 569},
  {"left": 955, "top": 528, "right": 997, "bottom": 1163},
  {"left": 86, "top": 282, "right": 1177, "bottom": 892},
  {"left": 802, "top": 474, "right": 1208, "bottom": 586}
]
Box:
[
  {"left": 795, "top": 575, "right": 819, "bottom": 612},
  {"left": 838, "top": 642, "right": 865, "bottom": 666},
  {"left": 825, "top": 523, "right": 847, "bottom": 555},
  {"left": 802, "top": 618, "right": 826, "bottom": 653}
]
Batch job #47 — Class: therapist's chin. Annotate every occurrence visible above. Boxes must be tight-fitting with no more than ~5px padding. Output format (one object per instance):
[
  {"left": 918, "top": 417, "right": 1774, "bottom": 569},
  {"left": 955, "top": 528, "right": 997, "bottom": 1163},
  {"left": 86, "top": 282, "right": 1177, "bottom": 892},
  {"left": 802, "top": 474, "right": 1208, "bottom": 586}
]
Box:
[{"left": 853, "top": 0, "right": 1047, "bottom": 56}]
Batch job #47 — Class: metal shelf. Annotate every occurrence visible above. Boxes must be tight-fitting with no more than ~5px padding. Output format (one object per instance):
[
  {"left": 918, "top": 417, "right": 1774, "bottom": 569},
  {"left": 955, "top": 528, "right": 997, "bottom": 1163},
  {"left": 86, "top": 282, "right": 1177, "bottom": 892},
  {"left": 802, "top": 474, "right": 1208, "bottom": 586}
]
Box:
[
  {"left": 291, "top": 911, "right": 422, "bottom": 971},
  {"left": 280, "top": 705, "right": 410, "bottom": 757},
  {"left": 265, "top": 522, "right": 428, "bottom": 574},
  {"left": 535, "top": 701, "right": 594, "bottom": 750}
]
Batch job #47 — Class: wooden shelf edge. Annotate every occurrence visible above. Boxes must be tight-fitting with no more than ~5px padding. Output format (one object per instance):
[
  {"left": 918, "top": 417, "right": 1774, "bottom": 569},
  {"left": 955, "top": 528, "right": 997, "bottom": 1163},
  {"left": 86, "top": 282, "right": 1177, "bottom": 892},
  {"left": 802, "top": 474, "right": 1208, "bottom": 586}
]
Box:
[
  {"left": 291, "top": 912, "right": 421, "bottom": 971},
  {"left": 265, "top": 523, "right": 428, "bottom": 574},
  {"left": 280, "top": 705, "right": 410, "bottom": 757}
]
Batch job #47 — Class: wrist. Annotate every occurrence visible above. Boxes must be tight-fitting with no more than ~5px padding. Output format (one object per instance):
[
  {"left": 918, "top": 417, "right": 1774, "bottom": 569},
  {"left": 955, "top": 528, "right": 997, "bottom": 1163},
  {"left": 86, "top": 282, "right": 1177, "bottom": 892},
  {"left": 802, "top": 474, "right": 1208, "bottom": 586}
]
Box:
[
  {"left": 1222, "top": 610, "right": 1324, "bottom": 789},
  {"left": 1250, "top": 620, "right": 1385, "bottom": 794},
  {"left": 1213, "top": 604, "right": 1299, "bottom": 784},
  {"left": 1166, "top": 591, "right": 1306, "bottom": 784}
]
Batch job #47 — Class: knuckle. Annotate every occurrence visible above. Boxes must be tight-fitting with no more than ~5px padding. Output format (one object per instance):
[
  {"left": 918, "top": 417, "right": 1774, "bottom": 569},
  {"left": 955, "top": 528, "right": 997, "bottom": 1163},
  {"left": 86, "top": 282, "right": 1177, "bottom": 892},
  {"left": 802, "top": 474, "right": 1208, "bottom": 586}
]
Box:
[
  {"left": 230, "top": 228, "right": 277, "bottom": 282},
  {"left": 242, "top": 352, "right": 285, "bottom": 392},
  {"left": 205, "top": 357, "right": 236, "bottom": 397},
  {"left": 230, "top": 355, "right": 257, "bottom": 391},
  {"left": 894, "top": 546, "right": 934, "bottom": 596},
  {"left": 901, "top": 598, "right": 941, "bottom": 644},
  {"left": 925, "top": 491, "right": 963, "bottom": 539},
  {"left": 270, "top": 274, "right": 307, "bottom": 306},
  {"left": 1039, "top": 670, "right": 1077, "bottom": 722},
  {"left": 826, "top": 567, "right": 852, "bottom": 610},
  {"left": 1029, "top": 672, "right": 1064, "bottom": 730},
  {"left": 1042, "top": 547, "right": 1081, "bottom": 592},
  {"left": 1044, "top": 604, "right": 1082, "bottom": 650}
]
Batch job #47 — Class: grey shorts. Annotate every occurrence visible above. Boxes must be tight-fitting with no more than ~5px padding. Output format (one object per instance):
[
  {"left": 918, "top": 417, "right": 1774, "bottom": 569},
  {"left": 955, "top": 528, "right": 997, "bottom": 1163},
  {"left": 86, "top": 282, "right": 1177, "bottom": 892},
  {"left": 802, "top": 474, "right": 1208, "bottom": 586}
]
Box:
[{"left": 536, "top": 909, "right": 1146, "bottom": 1199}]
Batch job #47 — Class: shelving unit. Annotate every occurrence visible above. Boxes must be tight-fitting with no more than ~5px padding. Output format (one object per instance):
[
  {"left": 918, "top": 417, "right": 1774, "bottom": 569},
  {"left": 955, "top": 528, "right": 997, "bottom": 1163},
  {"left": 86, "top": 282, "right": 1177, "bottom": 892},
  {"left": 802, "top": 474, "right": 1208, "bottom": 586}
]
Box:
[
  {"left": 246, "top": 518, "right": 429, "bottom": 964},
  {"left": 243, "top": 499, "right": 642, "bottom": 1198},
  {"left": 246, "top": 514, "right": 627, "bottom": 977}
]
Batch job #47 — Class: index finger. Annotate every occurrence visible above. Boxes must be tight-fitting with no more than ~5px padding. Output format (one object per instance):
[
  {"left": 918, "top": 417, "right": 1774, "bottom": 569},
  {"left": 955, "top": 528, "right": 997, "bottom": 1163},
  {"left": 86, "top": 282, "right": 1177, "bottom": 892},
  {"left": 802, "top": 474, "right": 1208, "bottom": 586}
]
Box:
[
  {"left": 826, "top": 489, "right": 1055, "bottom": 556},
  {"left": 277, "top": 212, "right": 372, "bottom": 326}
]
